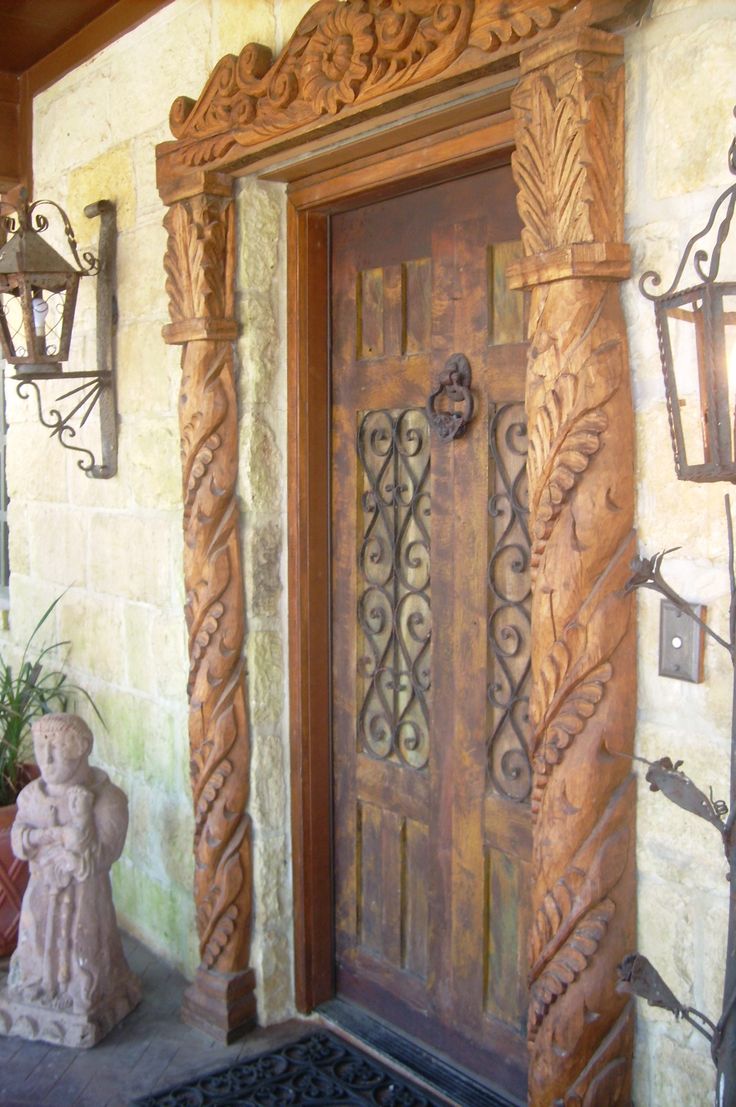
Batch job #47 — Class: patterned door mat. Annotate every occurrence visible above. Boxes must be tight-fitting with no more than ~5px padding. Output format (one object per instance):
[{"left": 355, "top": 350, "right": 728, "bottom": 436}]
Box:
[{"left": 131, "top": 1029, "right": 447, "bottom": 1106}]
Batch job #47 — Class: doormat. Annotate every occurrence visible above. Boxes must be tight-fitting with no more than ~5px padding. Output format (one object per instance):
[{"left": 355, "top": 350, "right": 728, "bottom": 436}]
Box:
[{"left": 131, "top": 1029, "right": 446, "bottom": 1106}]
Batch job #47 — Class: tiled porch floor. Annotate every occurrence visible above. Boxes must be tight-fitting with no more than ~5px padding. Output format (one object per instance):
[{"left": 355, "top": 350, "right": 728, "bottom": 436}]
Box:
[{"left": 0, "top": 934, "right": 310, "bottom": 1107}]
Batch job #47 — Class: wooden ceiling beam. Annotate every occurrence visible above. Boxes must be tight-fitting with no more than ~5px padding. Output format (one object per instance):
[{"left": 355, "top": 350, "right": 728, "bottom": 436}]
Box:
[
  {"left": 0, "top": 71, "right": 20, "bottom": 193},
  {"left": 0, "top": 0, "right": 172, "bottom": 199}
]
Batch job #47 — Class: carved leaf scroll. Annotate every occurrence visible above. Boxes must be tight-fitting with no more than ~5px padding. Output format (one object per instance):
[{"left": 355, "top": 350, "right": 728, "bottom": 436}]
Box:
[
  {"left": 164, "top": 0, "right": 578, "bottom": 171},
  {"left": 512, "top": 76, "right": 589, "bottom": 255},
  {"left": 163, "top": 193, "right": 253, "bottom": 987},
  {"left": 511, "top": 34, "right": 636, "bottom": 1107}
]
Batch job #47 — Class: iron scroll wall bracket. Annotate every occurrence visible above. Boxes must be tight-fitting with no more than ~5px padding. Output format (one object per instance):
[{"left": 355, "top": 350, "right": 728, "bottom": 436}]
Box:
[
  {"left": 426, "top": 353, "right": 475, "bottom": 441},
  {"left": 1, "top": 199, "right": 118, "bottom": 479}
]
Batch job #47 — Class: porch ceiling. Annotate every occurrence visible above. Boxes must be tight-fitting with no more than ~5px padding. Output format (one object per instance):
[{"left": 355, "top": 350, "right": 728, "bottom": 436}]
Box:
[{"left": 0, "top": 0, "right": 173, "bottom": 195}]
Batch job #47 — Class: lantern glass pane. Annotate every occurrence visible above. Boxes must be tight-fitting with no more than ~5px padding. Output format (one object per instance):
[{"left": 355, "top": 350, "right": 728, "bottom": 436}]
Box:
[
  {"left": 0, "top": 290, "right": 24, "bottom": 358},
  {"left": 663, "top": 297, "right": 707, "bottom": 468}
]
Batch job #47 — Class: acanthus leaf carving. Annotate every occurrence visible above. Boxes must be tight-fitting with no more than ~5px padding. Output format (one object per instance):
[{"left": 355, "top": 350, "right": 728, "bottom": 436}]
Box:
[
  {"left": 581, "top": 80, "right": 624, "bottom": 247},
  {"left": 528, "top": 780, "right": 634, "bottom": 1039},
  {"left": 523, "top": 289, "right": 625, "bottom": 564},
  {"left": 163, "top": 196, "right": 232, "bottom": 325},
  {"left": 511, "top": 74, "right": 590, "bottom": 256},
  {"left": 529, "top": 899, "right": 614, "bottom": 1040},
  {"left": 529, "top": 535, "right": 633, "bottom": 818}
]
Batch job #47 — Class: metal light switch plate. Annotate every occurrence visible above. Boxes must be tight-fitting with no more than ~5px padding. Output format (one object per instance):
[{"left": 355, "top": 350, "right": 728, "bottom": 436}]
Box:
[{"left": 659, "top": 599, "right": 706, "bottom": 683}]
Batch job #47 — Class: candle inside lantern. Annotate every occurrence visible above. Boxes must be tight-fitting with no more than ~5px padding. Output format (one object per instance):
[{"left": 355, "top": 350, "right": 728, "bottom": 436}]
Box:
[{"left": 31, "top": 289, "right": 48, "bottom": 337}]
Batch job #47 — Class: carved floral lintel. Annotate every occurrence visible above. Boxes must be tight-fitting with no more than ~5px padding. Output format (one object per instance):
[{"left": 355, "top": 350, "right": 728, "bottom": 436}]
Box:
[{"left": 158, "top": 0, "right": 581, "bottom": 176}]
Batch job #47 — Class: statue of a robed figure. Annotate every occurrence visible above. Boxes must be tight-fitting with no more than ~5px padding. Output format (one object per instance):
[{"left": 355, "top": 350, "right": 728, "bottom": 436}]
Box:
[{"left": 0, "top": 714, "right": 140, "bottom": 1047}]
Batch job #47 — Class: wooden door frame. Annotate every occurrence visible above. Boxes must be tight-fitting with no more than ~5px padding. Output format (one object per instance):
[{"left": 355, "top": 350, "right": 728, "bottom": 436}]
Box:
[{"left": 156, "top": 4, "right": 641, "bottom": 1101}]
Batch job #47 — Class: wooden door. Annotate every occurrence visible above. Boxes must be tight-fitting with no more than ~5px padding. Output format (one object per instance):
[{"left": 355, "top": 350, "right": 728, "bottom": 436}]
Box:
[{"left": 331, "top": 163, "right": 532, "bottom": 1096}]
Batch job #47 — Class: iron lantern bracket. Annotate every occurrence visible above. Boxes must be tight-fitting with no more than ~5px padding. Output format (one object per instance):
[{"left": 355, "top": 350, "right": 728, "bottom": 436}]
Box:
[{"left": 5, "top": 200, "right": 118, "bottom": 479}]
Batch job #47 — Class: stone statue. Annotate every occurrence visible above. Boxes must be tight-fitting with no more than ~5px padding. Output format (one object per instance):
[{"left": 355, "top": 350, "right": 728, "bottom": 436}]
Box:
[{"left": 0, "top": 714, "right": 141, "bottom": 1047}]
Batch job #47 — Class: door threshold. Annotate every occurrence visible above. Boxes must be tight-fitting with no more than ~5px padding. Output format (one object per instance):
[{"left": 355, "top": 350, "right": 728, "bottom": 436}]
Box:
[{"left": 317, "top": 998, "right": 525, "bottom": 1107}]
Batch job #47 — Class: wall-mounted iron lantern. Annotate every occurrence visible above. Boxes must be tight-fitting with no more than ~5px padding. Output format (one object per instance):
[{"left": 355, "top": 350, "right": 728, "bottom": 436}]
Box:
[
  {"left": 641, "top": 122, "right": 736, "bottom": 483},
  {"left": 0, "top": 190, "right": 117, "bottom": 478}
]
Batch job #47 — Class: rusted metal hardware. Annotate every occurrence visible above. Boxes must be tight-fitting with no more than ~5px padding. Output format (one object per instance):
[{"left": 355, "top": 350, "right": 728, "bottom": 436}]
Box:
[
  {"left": 426, "top": 353, "right": 474, "bottom": 441},
  {"left": 642, "top": 755, "right": 727, "bottom": 835},
  {"left": 356, "top": 407, "right": 431, "bottom": 769},
  {"left": 623, "top": 498, "right": 736, "bottom": 1102},
  {"left": 487, "top": 401, "right": 532, "bottom": 802},
  {"left": 617, "top": 954, "right": 717, "bottom": 1048},
  {"left": 0, "top": 194, "right": 117, "bottom": 478}
]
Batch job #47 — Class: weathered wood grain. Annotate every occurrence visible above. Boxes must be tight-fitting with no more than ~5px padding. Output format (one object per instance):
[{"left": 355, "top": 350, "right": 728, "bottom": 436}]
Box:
[
  {"left": 161, "top": 185, "right": 256, "bottom": 1042},
  {"left": 508, "top": 29, "right": 636, "bottom": 1106}
]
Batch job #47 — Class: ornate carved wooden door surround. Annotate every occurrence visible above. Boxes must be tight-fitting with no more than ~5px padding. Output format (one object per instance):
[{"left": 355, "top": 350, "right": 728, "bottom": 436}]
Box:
[{"left": 156, "top": 3, "right": 640, "bottom": 1103}]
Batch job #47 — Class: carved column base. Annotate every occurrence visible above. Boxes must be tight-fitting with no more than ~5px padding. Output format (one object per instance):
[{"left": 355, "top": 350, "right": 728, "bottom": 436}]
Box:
[{"left": 181, "top": 966, "right": 257, "bottom": 1044}]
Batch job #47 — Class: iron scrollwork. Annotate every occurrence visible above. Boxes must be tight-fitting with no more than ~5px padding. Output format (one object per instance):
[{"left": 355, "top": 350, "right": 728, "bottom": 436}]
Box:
[
  {"left": 487, "top": 402, "right": 532, "bottom": 802},
  {"left": 357, "top": 408, "right": 431, "bottom": 770},
  {"left": 426, "top": 352, "right": 474, "bottom": 441}
]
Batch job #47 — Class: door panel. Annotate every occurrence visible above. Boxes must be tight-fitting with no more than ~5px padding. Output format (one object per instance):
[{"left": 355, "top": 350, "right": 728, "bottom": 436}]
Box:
[{"left": 331, "top": 164, "right": 531, "bottom": 1094}]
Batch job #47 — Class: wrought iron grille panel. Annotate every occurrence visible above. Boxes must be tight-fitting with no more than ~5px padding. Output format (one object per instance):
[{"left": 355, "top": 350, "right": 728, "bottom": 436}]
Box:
[
  {"left": 357, "top": 408, "right": 431, "bottom": 770},
  {"left": 487, "top": 402, "right": 532, "bottom": 801}
]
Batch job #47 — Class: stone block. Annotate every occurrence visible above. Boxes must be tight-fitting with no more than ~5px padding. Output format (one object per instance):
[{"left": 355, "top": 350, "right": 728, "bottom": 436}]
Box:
[
  {"left": 648, "top": 1031, "right": 715, "bottom": 1107},
  {"left": 132, "top": 123, "right": 173, "bottom": 223},
  {"left": 27, "top": 504, "right": 88, "bottom": 588},
  {"left": 7, "top": 576, "right": 67, "bottom": 661},
  {"left": 58, "top": 592, "right": 125, "bottom": 685},
  {"left": 117, "top": 321, "right": 178, "bottom": 416},
  {"left": 102, "top": 2, "right": 213, "bottom": 144},
  {"left": 124, "top": 419, "right": 183, "bottom": 511},
  {"left": 213, "top": 0, "right": 276, "bottom": 56},
  {"left": 143, "top": 707, "right": 189, "bottom": 797},
  {"left": 67, "top": 143, "right": 136, "bottom": 235},
  {"left": 151, "top": 611, "right": 189, "bottom": 700},
  {"left": 637, "top": 872, "right": 695, "bottom": 1005},
  {"left": 248, "top": 631, "right": 284, "bottom": 727},
  {"left": 237, "top": 180, "right": 282, "bottom": 292},
  {"left": 7, "top": 423, "right": 67, "bottom": 503},
  {"left": 256, "top": 926, "right": 294, "bottom": 1025},
  {"left": 254, "top": 833, "right": 288, "bottom": 921},
  {"left": 89, "top": 689, "right": 156, "bottom": 777},
  {"left": 7, "top": 501, "right": 29, "bottom": 577},
  {"left": 646, "top": 22, "right": 736, "bottom": 199},
  {"left": 112, "top": 865, "right": 197, "bottom": 978},
  {"left": 88, "top": 512, "right": 172, "bottom": 604},
  {"left": 117, "top": 220, "right": 170, "bottom": 322},
  {"left": 252, "top": 733, "right": 287, "bottom": 831},
  {"left": 239, "top": 414, "right": 282, "bottom": 512},
  {"left": 124, "top": 604, "right": 156, "bottom": 696},
  {"left": 33, "top": 66, "right": 114, "bottom": 182},
  {"left": 277, "top": 0, "right": 319, "bottom": 50},
  {"left": 237, "top": 291, "right": 279, "bottom": 407},
  {"left": 247, "top": 520, "right": 282, "bottom": 618}
]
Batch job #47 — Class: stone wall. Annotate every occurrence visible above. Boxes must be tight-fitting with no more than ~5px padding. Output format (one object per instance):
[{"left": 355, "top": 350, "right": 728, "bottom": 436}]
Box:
[
  {"left": 624, "top": 1, "right": 736, "bottom": 1102},
  {"left": 6, "top": 0, "right": 735, "bottom": 1097},
  {"left": 10, "top": 1, "right": 309, "bottom": 1024}
]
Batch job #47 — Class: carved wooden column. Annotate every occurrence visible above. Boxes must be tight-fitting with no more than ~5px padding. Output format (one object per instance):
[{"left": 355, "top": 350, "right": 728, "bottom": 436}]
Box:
[
  {"left": 508, "top": 30, "right": 637, "bottom": 1106},
  {"left": 160, "top": 173, "right": 256, "bottom": 1042}
]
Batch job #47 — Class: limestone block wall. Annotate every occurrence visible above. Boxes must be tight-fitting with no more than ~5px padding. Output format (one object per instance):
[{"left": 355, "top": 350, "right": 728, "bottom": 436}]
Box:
[
  {"left": 623, "top": 2, "right": 736, "bottom": 1103},
  {"left": 6, "top": 1, "right": 303, "bottom": 1022}
]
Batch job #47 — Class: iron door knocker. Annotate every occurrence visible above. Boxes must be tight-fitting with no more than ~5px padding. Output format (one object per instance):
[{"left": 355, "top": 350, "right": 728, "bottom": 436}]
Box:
[{"left": 426, "top": 353, "right": 474, "bottom": 441}]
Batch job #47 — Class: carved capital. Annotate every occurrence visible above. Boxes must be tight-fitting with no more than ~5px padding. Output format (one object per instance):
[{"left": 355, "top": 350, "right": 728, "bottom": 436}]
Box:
[
  {"left": 511, "top": 29, "right": 625, "bottom": 277},
  {"left": 162, "top": 192, "right": 235, "bottom": 342}
]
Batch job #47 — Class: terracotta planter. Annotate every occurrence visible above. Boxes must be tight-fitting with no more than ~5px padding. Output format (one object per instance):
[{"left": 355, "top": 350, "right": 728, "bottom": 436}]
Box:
[{"left": 0, "top": 765, "right": 38, "bottom": 958}]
